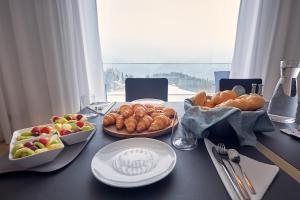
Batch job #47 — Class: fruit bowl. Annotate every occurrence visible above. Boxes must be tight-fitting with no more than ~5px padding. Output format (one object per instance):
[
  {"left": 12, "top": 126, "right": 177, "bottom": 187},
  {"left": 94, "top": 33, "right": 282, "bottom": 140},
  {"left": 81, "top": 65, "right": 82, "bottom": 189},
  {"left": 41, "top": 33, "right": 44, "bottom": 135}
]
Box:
[
  {"left": 11, "top": 125, "right": 57, "bottom": 143},
  {"left": 9, "top": 135, "right": 64, "bottom": 168},
  {"left": 55, "top": 121, "right": 95, "bottom": 145},
  {"left": 51, "top": 114, "right": 86, "bottom": 124}
]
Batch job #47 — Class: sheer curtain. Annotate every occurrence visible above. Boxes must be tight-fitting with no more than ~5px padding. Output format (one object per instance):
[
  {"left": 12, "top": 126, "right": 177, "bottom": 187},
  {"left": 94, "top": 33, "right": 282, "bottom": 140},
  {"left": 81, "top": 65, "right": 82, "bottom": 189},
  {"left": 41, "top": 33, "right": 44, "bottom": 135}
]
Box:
[
  {"left": 231, "top": 0, "right": 300, "bottom": 100},
  {"left": 0, "top": 0, "right": 105, "bottom": 143}
]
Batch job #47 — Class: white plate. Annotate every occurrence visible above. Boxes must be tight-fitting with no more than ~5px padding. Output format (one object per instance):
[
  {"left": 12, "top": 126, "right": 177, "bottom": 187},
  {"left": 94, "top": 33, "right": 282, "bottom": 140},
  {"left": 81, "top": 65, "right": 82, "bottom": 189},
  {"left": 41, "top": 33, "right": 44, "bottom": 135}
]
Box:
[
  {"left": 131, "top": 98, "right": 165, "bottom": 106},
  {"left": 91, "top": 138, "right": 176, "bottom": 188}
]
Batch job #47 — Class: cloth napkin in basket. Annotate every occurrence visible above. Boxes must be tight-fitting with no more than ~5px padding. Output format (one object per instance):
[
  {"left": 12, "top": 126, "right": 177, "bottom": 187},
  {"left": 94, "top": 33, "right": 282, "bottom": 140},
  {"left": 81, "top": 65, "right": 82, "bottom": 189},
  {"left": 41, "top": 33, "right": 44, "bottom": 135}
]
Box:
[
  {"left": 205, "top": 139, "right": 279, "bottom": 200},
  {"left": 180, "top": 99, "right": 275, "bottom": 146}
]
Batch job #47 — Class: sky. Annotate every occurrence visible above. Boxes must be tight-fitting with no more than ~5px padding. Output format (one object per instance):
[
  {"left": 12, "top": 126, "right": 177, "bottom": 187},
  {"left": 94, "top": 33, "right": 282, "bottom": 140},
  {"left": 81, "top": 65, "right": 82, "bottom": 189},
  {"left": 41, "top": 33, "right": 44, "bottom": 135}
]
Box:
[{"left": 97, "top": 0, "right": 240, "bottom": 63}]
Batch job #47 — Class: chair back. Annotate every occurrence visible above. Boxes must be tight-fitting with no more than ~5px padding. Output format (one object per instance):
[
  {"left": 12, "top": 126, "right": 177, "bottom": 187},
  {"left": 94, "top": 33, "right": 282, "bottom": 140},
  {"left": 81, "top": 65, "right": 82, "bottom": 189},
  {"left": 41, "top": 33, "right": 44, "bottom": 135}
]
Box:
[
  {"left": 125, "top": 78, "right": 168, "bottom": 101},
  {"left": 219, "top": 78, "right": 262, "bottom": 94}
]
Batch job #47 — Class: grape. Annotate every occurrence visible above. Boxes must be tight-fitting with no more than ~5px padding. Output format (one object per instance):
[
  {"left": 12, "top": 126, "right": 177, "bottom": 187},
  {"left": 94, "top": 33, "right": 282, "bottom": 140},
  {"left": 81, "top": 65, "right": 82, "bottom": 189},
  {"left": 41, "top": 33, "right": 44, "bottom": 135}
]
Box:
[
  {"left": 30, "top": 146, "right": 38, "bottom": 151},
  {"left": 24, "top": 142, "right": 33, "bottom": 148}
]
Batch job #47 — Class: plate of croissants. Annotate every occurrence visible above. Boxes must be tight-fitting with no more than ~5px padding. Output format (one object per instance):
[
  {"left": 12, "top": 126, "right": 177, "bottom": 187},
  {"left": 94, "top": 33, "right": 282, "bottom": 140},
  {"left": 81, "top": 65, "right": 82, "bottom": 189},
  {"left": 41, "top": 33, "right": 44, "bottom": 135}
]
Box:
[
  {"left": 102, "top": 103, "right": 178, "bottom": 138},
  {"left": 192, "top": 89, "right": 265, "bottom": 111}
]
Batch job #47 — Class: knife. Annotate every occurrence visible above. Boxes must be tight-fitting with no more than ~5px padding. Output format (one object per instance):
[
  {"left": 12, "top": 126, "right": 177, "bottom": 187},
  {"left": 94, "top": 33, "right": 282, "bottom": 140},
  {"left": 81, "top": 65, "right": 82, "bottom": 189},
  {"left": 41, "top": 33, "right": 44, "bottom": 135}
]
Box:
[{"left": 212, "top": 147, "right": 245, "bottom": 200}]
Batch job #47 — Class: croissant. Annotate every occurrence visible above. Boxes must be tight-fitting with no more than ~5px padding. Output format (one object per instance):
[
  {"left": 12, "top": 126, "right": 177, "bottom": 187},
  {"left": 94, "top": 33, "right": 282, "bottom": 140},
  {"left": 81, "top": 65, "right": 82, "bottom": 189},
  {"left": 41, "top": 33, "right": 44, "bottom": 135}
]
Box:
[
  {"left": 132, "top": 104, "right": 146, "bottom": 119},
  {"left": 154, "top": 105, "right": 164, "bottom": 111},
  {"left": 192, "top": 91, "right": 206, "bottom": 106},
  {"left": 119, "top": 105, "right": 133, "bottom": 118},
  {"left": 146, "top": 107, "right": 156, "bottom": 115},
  {"left": 148, "top": 115, "right": 171, "bottom": 132},
  {"left": 163, "top": 108, "right": 175, "bottom": 118},
  {"left": 136, "top": 115, "right": 153, "bottom": 132},
  {"left": 103, "top": 113, "right": 119, "bottom": 127},
  {"left": 115, "top": 115, "right": 125, "bottom": 129},
  {"left": 132, "top": 103, "right": 144, "bottom": 111},
  {"left": 124, "top": 116, "right": 138, "bottom": 133},
  {"left": 151, "top": 110, "right": 164, "bottom": 118}
]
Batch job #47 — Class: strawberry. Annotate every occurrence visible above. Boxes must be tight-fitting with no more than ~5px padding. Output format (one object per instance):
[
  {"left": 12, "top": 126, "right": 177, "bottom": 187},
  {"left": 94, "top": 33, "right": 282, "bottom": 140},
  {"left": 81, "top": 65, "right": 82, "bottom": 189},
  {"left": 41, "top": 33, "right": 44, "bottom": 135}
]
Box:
[
  {"left": 76, "top": 121, "right": 84, "bottom": 128},
  {"left": 64, "top": 130, "right": 71, "bottom": 135},
  {"left": 59, "top": 129, "right": 71, "bottom": 136},
  {"left": 40, "top": 126, "right": 50, "bottom": 134},
  {"left": 52, "top": 116, "right": 60, "bottom": 122},
  {"left": 59, "top": 129, "right": 66, "bottom": 136},
  {"left": 31, "top": 127, "right": 40, "bottom": 134},
  {"left": 39, "top": 138, "right": 48, "bottom": 146},
  {"left": 76, "top": 114, "right": 83, "bottom": 121}
]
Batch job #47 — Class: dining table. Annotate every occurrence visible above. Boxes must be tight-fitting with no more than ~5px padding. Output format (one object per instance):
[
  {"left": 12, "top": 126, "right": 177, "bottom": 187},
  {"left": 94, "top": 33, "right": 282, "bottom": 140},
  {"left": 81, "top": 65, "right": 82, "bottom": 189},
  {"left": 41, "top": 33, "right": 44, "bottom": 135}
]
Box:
[{"left": 0, "top": 102, "right": 299, "bottom": 200}]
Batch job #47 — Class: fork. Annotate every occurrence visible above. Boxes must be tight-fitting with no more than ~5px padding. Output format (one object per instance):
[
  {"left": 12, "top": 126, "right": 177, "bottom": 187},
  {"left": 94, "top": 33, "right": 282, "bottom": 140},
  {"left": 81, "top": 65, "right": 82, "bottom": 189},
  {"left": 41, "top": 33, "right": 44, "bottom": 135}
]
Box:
[{"left": 217, "top": 144, "right": 251, "bottom": 200}]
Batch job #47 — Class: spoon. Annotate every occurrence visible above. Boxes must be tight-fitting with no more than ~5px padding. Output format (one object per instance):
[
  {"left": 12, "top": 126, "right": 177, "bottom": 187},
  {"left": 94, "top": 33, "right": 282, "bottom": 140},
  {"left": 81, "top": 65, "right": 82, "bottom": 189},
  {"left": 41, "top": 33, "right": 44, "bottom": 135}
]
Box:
[{"left": 228, "top": 149, "right": 256, "bottom": 195}]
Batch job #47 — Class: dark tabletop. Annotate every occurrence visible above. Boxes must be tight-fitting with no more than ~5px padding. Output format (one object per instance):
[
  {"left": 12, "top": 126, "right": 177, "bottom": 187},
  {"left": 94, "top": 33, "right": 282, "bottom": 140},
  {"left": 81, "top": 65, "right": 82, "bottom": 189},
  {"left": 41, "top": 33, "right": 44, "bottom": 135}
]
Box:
[
  {"left": 256, "top": 112, "right": 300, "bottom": 170},
  {"left": 0, "top": 102, "right": 299, "bottom": 200}
]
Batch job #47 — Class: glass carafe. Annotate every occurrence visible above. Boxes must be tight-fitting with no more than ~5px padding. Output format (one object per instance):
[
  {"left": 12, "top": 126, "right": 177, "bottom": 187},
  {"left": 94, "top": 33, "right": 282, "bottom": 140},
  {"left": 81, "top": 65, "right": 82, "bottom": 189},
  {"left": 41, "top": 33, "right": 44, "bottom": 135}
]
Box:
[{"left": 268, "top": 60, "right": 300, "bottom": 123}]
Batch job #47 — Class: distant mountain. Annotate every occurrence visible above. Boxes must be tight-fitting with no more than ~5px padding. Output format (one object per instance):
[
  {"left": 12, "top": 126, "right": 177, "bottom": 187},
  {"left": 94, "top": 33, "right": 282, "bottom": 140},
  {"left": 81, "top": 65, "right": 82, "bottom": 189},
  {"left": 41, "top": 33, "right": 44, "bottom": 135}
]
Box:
[
  {"left": 104, "top": 65, "right": 219, "bottom": 92},
  {"left": 151, "top": 72, "right": 214, "bottom": 92},
  {"left": 103, "top": 63, "right": 230, "bottom": 81}
]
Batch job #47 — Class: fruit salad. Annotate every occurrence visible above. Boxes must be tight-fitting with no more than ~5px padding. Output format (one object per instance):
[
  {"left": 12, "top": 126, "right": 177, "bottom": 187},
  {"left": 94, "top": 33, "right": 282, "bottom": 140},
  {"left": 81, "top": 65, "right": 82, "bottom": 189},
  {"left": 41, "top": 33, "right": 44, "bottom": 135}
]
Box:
[
  {"left": 11, "top": 135, "right": 64, "bottom": 159},
  {"left": 55, "top": 120, "right": 94, "bottom": 136},
  {"left": 51, "top": 114, "right": 86, "bottom": 124},
  {"left": 16, "top": 126, "right": 56, "bottom": 141}
]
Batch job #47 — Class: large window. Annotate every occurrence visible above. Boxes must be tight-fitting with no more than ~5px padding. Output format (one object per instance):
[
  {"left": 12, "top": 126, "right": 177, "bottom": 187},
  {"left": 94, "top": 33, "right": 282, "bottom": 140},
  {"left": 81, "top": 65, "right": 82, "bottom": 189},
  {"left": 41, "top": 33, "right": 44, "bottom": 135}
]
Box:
[{"left": 97, "top": 0, "right": 240, "bottom": 101}]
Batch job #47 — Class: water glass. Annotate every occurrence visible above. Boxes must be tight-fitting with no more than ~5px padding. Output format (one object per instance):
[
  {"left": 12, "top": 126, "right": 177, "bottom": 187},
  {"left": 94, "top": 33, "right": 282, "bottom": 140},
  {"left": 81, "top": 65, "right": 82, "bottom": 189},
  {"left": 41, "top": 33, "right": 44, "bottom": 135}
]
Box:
[
  {"left": 80, "top": 95, "right": 99, "bottom": 118},
  {"left": 171, "top": 113, "right": 198, "bottom": 150},
  {"left": 268, "top": 60, "right": 300, "bottom": 123},
  {"left": 80, "top": 95, "right": 95, "bottom": 111}
]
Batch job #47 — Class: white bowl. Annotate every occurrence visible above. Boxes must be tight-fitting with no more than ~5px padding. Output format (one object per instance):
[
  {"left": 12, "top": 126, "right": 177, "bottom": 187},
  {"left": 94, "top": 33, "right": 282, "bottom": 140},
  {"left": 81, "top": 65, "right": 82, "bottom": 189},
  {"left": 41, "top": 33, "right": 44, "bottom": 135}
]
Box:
[
  {"left": 58, "top": 123, "right": 95, "bottom": 145},
  {"left": 11, "top": 124, "right": 57, "bottom": 143},
  {"left": 9, "top": 135, "right": 64, "bottom": 168}
]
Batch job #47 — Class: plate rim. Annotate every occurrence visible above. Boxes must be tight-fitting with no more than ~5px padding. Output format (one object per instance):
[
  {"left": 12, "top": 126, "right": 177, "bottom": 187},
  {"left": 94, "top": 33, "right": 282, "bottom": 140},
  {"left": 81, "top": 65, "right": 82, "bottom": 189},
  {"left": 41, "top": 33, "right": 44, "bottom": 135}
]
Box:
[
  {"left": 131, "top": 98, "right": 165, "bottom": 104},
  {"left": 90, "top": 138, "right": 177, "bottom": 188}
]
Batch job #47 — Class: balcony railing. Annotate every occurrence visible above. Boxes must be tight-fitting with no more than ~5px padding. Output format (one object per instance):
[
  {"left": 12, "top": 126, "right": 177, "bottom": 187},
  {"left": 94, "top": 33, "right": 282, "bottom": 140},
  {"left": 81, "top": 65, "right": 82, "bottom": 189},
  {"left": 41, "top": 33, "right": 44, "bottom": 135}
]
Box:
[{"left": 103, "top": 63, "right": 231, "bottom": 102}]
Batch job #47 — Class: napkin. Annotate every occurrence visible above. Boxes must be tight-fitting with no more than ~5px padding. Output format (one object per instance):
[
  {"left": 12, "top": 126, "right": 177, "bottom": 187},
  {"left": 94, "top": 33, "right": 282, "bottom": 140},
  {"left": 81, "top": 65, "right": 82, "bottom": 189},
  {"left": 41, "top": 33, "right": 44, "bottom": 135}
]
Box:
[
  {"left": 181, "top": 99, "right": 275, "bottom": 146},
  {"left": 204, "top": 138, "right": 279, "bottom": 200}
]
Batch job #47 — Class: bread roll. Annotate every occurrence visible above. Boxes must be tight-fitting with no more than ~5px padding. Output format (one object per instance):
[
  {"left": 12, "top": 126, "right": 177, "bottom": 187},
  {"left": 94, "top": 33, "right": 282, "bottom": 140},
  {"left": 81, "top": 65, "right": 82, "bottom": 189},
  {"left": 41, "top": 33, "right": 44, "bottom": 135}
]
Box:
[
  {"left": 192, "top": 91, "right": 206, "bottom": 106},
  {"left": 204, "top": 99, "right": 214, "bottom": 108},
  {"left": 217, "top": 94, "right": 265, "bottom": 111},
  {"left": 212, "top": 90, "right": 237, "bottom": 105}
]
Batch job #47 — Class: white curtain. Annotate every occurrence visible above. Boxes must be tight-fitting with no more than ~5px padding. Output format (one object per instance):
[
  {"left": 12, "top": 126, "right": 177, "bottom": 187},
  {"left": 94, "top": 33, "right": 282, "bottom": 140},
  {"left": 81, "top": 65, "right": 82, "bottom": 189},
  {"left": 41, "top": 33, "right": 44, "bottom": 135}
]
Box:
[
  {"left": 231, "top": 0, "right": 300, "bottom": 100},
  {"left": 0, "top": 0, "right": 105, "bottom": 143}
]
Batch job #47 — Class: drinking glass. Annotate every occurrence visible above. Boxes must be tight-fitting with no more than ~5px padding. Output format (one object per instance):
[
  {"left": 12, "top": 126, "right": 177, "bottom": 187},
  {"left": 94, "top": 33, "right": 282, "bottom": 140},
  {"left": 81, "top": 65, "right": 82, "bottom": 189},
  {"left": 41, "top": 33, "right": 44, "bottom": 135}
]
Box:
[
  {"left": 80, "top": 95, "right": 98, "bottom": 118},
  {"left": 171, "top": 113, "right": 198, "bottom": 150},
  {"left": 80, "top": 95, "right": 95, "bottom": 111}
]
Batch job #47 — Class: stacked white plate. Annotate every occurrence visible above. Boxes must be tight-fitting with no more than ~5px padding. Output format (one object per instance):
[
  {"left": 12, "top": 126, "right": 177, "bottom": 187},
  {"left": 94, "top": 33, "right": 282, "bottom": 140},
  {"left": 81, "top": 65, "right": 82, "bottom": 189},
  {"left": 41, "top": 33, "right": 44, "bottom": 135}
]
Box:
[{"left": 91, "top": 138, "right": 176, "bottom": 188}]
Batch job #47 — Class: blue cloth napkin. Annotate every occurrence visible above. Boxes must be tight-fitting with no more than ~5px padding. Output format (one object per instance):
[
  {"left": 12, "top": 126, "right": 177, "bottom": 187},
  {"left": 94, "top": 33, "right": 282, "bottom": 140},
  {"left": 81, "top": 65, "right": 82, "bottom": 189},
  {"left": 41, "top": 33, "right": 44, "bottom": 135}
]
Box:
[{"left": 179, "top": 99, "right": 275, "bottom": 146}]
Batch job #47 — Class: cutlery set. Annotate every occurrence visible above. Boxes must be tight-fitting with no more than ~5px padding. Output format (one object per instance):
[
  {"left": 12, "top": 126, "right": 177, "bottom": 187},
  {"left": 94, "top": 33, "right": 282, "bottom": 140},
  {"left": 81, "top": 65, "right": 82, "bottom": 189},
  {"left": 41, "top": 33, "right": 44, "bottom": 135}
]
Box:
[{"left": 213, "top": 143, "right": 256, "bottom": 200}]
